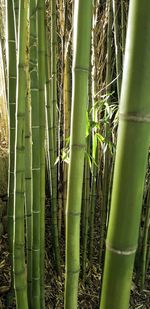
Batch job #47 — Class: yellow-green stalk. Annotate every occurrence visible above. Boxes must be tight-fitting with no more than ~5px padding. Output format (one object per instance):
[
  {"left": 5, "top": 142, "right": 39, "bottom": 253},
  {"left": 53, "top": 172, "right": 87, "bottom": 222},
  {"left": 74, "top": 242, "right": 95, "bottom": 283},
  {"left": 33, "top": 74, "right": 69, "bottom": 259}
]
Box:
[
  {"left": 64, "top": 1, "right": 92, "bottom": 307},
  {"left": 100, "top": 1, "right": 150, "bottom": 307}
]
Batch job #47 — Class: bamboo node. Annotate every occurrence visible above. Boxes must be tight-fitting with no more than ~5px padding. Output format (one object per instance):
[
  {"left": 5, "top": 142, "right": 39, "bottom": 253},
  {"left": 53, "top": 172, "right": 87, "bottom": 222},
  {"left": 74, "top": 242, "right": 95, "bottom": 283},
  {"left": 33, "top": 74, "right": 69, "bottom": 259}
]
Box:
[
  {"left": 32, "top": 277, "right": 40, "bottom": 280},
  {"left": 15, "top": 285, "right": 27, "bottom": 291},
  {"left": 71, "top": 143, "right": 86, "bottom": 149},
  {"left": 67, "top": 268, "right": 80, "bottom": 274},
  {"left": 9, "top": 76, "right": 16, "bottom": 79},
  {"left": 106, "top": 242, "right": 137, "bottom": 255},
  {"left": 32, "top": 168, "right": 40, "bottom": 171},
  {"left": 119, "top": 112, "right": 150, "bottom": 123},
  {"left": 32, "top": 209, "right": 40, "bottom": 214},
  {"left": 66, "top": 211, "right": 81, "bottom": 216},
  {"left": 30, "top": 88, "right": 39, "bottom": 91},
  {"left": 73, "top": 66, "right": 89, "bottom": 73},
  {"left": 8, "top": 39, "right": 16, "bottom": 43}
]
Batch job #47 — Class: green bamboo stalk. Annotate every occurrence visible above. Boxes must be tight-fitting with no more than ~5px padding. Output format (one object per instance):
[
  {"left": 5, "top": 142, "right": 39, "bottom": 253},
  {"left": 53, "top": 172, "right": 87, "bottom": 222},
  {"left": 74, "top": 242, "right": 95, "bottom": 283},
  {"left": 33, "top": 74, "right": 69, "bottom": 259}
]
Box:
[
  {"left": 99, "top": 0, "right": 113, "bottom": 265},
  {"left": 89, "top": 6, "right": 99, "bottom": 261},
  {"left": 7, "top": 0, "right": 16, "bottom": 297},
  {"left": 89, "top": 147, "right": 98, "bottom": 261},
  {"left": 112, "top": 0, "right": 122, "bottom": 99},
  {"left": 82, "top": 137, "right": 90, "bottom": 280},
  {"left": 25, "top": 45, "right": 32, "bottom": 306},
  {"left": 121, "top": 0, "right": 126, "bottom": 57},
  {"left": 0, "top": 0, "right": 7, "bottom": 95},
  {"left": 45, "top": 27, "right": 53, "bottom": 196},
  {"left": 63, "top": 40, "right": 71, "bottom": 219},
  {"left": 29, "top": 0, "right": 41, "bottom": 307},
  {"left": 141, "top": 181, "right": 150, "bottom": 289},
  {"left": 13, "top": 0, "right": 19, "bottom": 35},
  {"left": 64, "top": 1, "right": 92, "bottom": 307},
  {"left": 100, "top": 1, "right": 150, "bottom": 308},
  {"left": 38, "top": 1, "right": 46, "bottom": 306},
  {"left": 13, "top": 1, "right": 28, "bottom": 308},
  {"left": 145, "top": 229, "right": 150, "bottom": 273},
  {"left": 51, "top": 0, "right": 60, "bottom": 272}
]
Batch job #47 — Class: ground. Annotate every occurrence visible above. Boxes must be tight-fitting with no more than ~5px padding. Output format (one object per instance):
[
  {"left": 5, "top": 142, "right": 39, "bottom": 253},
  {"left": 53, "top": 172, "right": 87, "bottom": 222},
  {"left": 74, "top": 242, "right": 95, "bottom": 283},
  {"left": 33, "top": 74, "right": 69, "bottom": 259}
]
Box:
[{"left": 0, "top": 200, "right": 150, "bottom": 308}]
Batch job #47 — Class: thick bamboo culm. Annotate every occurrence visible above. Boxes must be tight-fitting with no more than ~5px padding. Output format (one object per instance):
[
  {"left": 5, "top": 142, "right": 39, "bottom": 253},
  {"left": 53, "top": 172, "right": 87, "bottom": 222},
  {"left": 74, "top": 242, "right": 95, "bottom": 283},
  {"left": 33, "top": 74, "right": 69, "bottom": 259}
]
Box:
[
  {"left": 64, "top": 1, "right": 92, "bottom": 308},
  {"left": 100, "top": 1, "right": 150, "bottom": 308},
  {"left": 13, "top": 1, "right": 28, "bottom": 308}
]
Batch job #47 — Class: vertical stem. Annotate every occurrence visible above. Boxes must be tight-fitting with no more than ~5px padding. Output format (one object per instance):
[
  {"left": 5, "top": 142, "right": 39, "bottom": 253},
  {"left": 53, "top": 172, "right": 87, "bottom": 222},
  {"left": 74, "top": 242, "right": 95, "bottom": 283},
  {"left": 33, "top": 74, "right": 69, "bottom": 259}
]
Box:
[
  {"left": 112, "top": 0, "right": 122, "bottom": 99},
  {"left": 30, "top": 0, "right": 41, "bottom": 307},
  {"left": 38, "top": 0, "right": 46, "bottom": 306},
  {"left": 99, "top": 0, "right": 113, "bottom": 265},
  {"left": 63, "top": 36, "right": 71, "bottom": 220},
  {"left": 121, "top": 0, "right": 126, "bottom": 57},
  {"left": 100, "top": 1, "right": 150, "bottom": 308},
  {"left": 25, "top": 49, "right": 32, "bottom": 306},
  {"left": 7, "top": 0, "right": 16, "bottom": 295},
  {"left": 141, "top": 181, "right": 150, "bottom": 289},
  {"left": 82, "top": 137, "right": 90, "bottom": 279},
  {"left": 51, "top": 0, "right": 60, "bottom": 272},
  {"left": 64, "top": 1, "right": 92, "bottom": 307},
  {"left": 13, "top": 1, "right": 28, "bottom": 308}
]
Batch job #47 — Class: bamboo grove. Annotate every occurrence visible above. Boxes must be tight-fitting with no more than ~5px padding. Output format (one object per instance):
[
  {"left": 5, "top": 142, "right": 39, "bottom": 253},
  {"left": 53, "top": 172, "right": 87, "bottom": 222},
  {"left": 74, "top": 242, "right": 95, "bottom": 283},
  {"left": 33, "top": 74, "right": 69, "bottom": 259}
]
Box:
[{"left": 0, "top": 0, "right": 150, "bottom": 308}]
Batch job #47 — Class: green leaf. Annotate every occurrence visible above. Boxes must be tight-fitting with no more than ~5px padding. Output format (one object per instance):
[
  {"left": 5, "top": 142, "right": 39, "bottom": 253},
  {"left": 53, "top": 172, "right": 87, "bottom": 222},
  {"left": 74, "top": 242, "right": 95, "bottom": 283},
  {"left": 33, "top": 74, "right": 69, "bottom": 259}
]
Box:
[
  {"left": 96, "top": 133, "right": 104, "bottom": 143},
  {"left": 86, "top": 111, "right": 90, "bottom": 137},
  {"left": 92, "top": 134, "right": 97, "bottom": 159},
  {"left": 85, "top": 151, "right": 92, "bottom": 169},
  {"left": 54, "top": 156, "right": 60, "bottom": 165}
]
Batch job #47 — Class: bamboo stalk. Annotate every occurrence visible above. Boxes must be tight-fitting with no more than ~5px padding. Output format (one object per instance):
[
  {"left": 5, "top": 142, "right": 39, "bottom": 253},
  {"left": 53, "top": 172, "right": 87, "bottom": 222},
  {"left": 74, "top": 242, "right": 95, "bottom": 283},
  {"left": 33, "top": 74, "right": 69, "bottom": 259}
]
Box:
[
  {"left": 141, "top": 181, "right": 150, "bottom": 289},
  {"left": 100, "top": 1, "right": 150, "bottom": 308},
  {"left": 51, "top": 0, "right": 60, "bottom": 272},
  {"left": 38, "top": 0, "right": 46, "bottom": 306},
  {"left": 82, "top": 137, "right": 90, "bottom": 279},
  {"left": 25, "top": 51, "right": 32, "bottom": 306},
  {"left": 112, "top": 0, "right": 122, "bottom": 99},
  {"left": 121, "top": 0, "right": 126, "bottom": 57},
  {"left": 99, "top": 0, "right": 113, "bottom": 266},
  {"left": 63, "top": 38, "right": 71, "bottom": 220},
  {"left": 13, "top": 0, "right": 19, "bottom": 36},
  {"left": 64, "top": 1, "right": 92, "bottom": 307},
  {"left": 29, "top": 0, "right": 41, "bottom": 307},
  {"left": 13, "top": 1, "right": 28, "bottom": 307},
  {"left": 6, "top": 0, "right": 16, "bottom": 298},
  {"left": 89, "top": 4, "right": 99, "bottom": 261}
]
